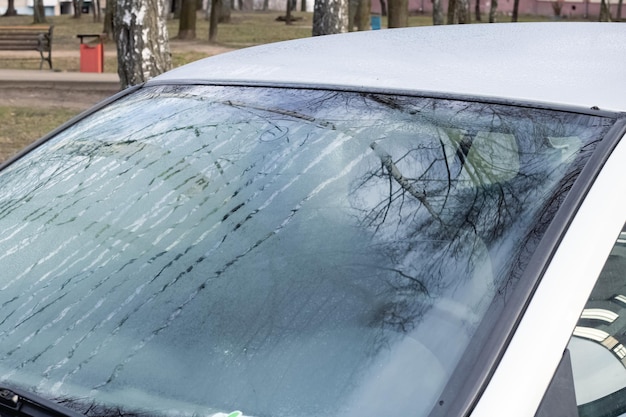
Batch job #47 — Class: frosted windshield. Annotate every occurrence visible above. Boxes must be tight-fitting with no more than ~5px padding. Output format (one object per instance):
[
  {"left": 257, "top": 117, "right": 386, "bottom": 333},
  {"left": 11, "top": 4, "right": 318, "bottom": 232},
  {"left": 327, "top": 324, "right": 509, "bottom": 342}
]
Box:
[{"left": 0, "top": 86, "right": 613, "bottom": 417}]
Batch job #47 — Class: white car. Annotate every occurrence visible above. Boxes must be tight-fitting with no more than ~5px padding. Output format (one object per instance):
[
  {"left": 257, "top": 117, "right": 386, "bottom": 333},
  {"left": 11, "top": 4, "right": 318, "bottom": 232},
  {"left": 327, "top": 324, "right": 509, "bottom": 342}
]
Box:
[{"left": 0, "top": 22, "right": 624, "bottom": 417}]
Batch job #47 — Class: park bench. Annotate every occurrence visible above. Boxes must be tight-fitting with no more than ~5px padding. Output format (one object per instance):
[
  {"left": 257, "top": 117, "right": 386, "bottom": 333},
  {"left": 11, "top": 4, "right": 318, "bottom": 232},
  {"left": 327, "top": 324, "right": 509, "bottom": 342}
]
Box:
[{"left": 0, "top": 25, "right": 54, "bottom": 70}]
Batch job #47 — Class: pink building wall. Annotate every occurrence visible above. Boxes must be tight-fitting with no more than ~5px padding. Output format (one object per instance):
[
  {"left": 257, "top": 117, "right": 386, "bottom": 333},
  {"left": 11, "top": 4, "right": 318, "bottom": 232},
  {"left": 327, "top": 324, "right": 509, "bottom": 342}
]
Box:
[{"left": 371, "top": 0, "right": 622, "bottom": 19}]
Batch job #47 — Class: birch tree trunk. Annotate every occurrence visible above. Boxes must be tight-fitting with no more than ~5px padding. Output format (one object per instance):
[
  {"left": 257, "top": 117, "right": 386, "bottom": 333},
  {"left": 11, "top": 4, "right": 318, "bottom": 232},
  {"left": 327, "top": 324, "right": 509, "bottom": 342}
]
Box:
[
  {"left": 114, "top": 0, "right": 172, "bottom": 89},
  {"left": 312, "top": 0, "right": 349, "bottom": 36}
]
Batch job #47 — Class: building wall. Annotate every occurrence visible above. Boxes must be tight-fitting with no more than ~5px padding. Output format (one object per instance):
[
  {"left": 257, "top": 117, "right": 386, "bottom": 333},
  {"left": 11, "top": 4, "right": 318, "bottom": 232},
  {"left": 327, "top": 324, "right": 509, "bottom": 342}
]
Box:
[
  {"left": 372, "top": 0, "right": 621, "bottom": 18},
  {"left": 0, "top": 0, "right": 619, "bottom": 18}
]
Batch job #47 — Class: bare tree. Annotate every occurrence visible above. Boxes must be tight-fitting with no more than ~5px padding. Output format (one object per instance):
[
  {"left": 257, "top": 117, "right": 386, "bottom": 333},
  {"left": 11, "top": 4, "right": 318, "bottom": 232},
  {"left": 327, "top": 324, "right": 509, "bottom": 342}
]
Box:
[
  {"left": 511, "top": 0, "right": 519, "bottom": 21},
  {"left": 102, "top": 1, "right": 114, "bottom": 38},
  {"left": 447, "top": 0, "right": 457, "bottom": 22},
  {"left": 113, "top": 0, "right": 172, "bottom": 89},
  {"left": 2, "top": 0, "right": 17, "bottom": 16},
  {"left": 312, "top": 0, "right": 349, "bottom": 36},
  {"left": 33, "top": 0, "right": 46, "bottom": 23},
  {"left": 387, "top": 0, "right": 408, "bottom": 27},
  {"left": 209, "top": 0, "right": 220, "bottom": 42},
  {"left": 178, "top": 0, "right": 197, "bottom": 39},
  {"left": 599, "top": 0, "right": 612, "bottom": 20},
  {"left": 433, "top": 0, "right": 444, "bottom": 24},
  {"left": 92, "top": 0, "right": 102, "bottom": 22},
  {"left": 220, "top": 0, "right": 231, "bottom": 22},
  {"left": 489, "top": 0, "right": 497, "bottom": 22},
  {"left": 285, "top": 0, "right": 293, "bottom": 25},
  {"left": 355, "top": 0, "right": 371, "bottom": 30},
  {"left": 617, "top": 0, "right": 623, "bottom": 20},
  {"left": 72, "top": 0, "right": 83, "bottom": 17},
  {"left": 475, "top": 0, "right": 482, "bottom": 20},
  {"left": 457, "top": 0, "right": 470, "bottom": 22}
]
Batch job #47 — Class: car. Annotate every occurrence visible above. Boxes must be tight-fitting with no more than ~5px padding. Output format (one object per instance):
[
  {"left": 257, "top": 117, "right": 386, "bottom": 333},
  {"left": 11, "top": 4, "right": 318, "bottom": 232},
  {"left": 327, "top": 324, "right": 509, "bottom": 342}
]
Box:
[{"left": 0, "top": 21, "right": 624, "bottom": 417}]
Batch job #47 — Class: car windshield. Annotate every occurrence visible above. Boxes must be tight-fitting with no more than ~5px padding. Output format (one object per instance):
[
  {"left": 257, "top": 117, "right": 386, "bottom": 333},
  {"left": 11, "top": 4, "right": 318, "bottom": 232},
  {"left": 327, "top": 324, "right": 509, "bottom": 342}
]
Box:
[{"left": 0, "top": 85, "right": 615, "bottom": 417}]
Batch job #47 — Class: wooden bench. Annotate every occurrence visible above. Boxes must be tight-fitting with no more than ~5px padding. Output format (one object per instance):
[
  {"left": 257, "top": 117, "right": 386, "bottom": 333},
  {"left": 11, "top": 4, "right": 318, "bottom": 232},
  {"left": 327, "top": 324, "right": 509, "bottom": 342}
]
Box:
[{"left": 0, "top": 25, "right": 54, "bottom": 70}]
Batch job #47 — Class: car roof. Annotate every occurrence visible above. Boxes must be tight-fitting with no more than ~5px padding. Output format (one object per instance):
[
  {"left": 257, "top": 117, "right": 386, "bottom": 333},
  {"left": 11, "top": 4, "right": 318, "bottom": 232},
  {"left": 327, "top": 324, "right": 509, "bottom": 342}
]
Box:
[{"left": 151, "top": 22, "right": 626, "bottom": 112}]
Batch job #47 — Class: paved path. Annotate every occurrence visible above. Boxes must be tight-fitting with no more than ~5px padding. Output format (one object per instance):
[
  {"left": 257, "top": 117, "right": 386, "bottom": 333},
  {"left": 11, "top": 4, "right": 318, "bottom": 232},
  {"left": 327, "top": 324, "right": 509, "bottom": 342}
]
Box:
[
  {"left": 0, "top": 68, "right": 122, "bottom": 110},
  {"left": 0, "top": 68, "right": 120, "bottom": 92}
]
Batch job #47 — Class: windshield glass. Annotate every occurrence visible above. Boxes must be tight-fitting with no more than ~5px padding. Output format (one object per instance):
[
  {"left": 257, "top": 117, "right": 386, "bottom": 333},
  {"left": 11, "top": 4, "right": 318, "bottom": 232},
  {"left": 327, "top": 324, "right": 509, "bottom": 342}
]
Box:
[{"left": 0, "top": 85, "right": 614, "bottom": 417}]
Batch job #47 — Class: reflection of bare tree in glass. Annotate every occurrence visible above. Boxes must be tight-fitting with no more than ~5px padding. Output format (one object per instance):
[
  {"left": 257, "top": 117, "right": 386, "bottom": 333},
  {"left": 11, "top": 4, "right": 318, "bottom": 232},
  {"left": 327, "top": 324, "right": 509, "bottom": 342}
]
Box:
[{"left": 348, "top": 98, "right": 595, "bottom": 336}]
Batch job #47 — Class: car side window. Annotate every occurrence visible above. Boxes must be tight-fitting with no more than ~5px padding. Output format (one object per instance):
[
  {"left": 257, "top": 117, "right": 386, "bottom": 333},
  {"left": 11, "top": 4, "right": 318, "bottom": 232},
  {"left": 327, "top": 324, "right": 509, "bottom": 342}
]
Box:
[{"left": 568, "top": 225, "right": 626, "bottom": 417}]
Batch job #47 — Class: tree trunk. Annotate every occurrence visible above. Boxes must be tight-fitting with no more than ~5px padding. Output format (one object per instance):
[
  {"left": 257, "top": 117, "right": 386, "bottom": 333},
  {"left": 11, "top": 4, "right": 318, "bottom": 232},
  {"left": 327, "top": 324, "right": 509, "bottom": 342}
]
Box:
[
  {"left": 93, "top": 0, "right": 101, "bottom": 22},
  {"left": 617, "top": 0, "right": 623, "bottom": 21},
  {"left": 432, "top": 0, "right": 444, "bottom": 23},
  {"left": 114, "top": 0, "right": 172, "bottom": 89},
  {"left": 348, "top": 0, "right": 357, "bottom": 30},
  {"left": 312, "top": 0, "right": 349, "bottom": 36},
  {"left": 301, "top": 0, "right": 307, "bottom": 11},
  {"left": 171, "top": 0, "right": 180, "bottom": 17},
  {"left": 475, "top": 0, "right": 481, "bottom": 20},
  {"left": 178, "top": 0, "right": 197, "bottom": 39},
  {"left": 286, "top": 0, "right": 293, "bottom": 24},
  {"left": 102, "top": 0, "right": 114, "bottom": 38},
  {"left": 447, "top": 0, "right": 457, "bottom": 23},
  {"left": 599, "top": 0, "right": 612, "bottom": 20},
  {"left": 356, "top": 0, "right": 370, "bottom": 30},
  {"left": 379, "top": 0, "right": 387, "bottom": 15},
  {"left": 3, "top": 0, "right": 18, "bottom": 16},
  {"left": 511, "top": 0, "right": 519, "bottom": 20},
  {"left": 219, "top": 0, "right": 231, "bottom": 22},
  {"left": 456, "top": 0, "right": 469, "bottom": 22},
  {"left": 209, "top": 0, "right": 220, "bottom": 42},
  {"left": 388, "top": 0, "right": 408, "bottom": 26},
  {"left": 72, "top": 0, "right": 83, "bottom": 17},
  {"left": 488, "top": 0, "right": 497, "bottom": 22},
  {"left": 33, "top": 0, "right": 46, "bottom": 23}
]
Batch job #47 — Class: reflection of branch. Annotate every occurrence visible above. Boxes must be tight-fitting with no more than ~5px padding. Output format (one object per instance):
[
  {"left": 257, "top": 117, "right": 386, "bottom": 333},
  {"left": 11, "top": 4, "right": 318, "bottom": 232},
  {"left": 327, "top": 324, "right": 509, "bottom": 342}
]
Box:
[
  {"left": 370, "top": 142, "right": 442, "bottom": 224},
  {"left": 223, "top": 100, "right": 336, "bottom": 129}
]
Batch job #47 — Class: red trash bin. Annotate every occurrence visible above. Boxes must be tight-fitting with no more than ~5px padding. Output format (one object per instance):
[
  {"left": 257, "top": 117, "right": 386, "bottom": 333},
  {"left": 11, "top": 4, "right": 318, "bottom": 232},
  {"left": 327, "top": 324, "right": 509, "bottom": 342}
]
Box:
[{"left": 77, "top": 34, "right": 104, "bottom": 73}]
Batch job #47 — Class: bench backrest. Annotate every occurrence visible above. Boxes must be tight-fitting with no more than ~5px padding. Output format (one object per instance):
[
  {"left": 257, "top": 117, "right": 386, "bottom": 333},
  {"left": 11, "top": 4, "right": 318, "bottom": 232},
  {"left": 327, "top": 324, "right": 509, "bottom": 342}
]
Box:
[{"left": 0, "top": 26, "right": 53, "bottom": 51}]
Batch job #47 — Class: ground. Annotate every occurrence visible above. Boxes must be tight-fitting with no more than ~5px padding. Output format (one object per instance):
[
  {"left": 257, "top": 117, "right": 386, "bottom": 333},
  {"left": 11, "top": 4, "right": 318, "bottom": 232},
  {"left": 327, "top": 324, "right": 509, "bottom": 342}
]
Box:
[
  {"left": 0, "top": 41, "right": 234, "bottom": 110},
  {"left": 2, "top": 87, "right": 114, "bottom": 110}
]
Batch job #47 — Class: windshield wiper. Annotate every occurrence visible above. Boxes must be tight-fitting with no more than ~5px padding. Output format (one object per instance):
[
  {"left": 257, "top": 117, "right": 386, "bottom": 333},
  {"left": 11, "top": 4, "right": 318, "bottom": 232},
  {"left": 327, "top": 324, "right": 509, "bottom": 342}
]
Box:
[{"left": 0, "top": 386, "right": 84, "bottom": 417}]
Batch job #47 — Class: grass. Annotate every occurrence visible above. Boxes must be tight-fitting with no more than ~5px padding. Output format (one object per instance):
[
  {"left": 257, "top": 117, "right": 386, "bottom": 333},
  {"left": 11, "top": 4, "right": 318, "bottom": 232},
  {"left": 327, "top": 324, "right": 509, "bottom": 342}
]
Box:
[{"left": 0, "top": 106, "right": 77, "bottom": 161}]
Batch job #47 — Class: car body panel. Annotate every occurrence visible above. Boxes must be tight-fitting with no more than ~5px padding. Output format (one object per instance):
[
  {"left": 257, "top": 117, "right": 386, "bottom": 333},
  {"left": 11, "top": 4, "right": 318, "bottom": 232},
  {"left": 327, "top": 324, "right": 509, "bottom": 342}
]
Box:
[{"left": 153, "top": 23, "right": 626, "bottom": 112}]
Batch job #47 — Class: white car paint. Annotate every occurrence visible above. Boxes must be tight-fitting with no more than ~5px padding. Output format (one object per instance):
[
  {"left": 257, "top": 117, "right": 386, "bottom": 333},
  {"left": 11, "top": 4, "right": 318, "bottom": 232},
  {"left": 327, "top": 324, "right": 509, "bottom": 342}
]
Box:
[{"left": 153, "top": 23, "right": 626, "bottom": 112}]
